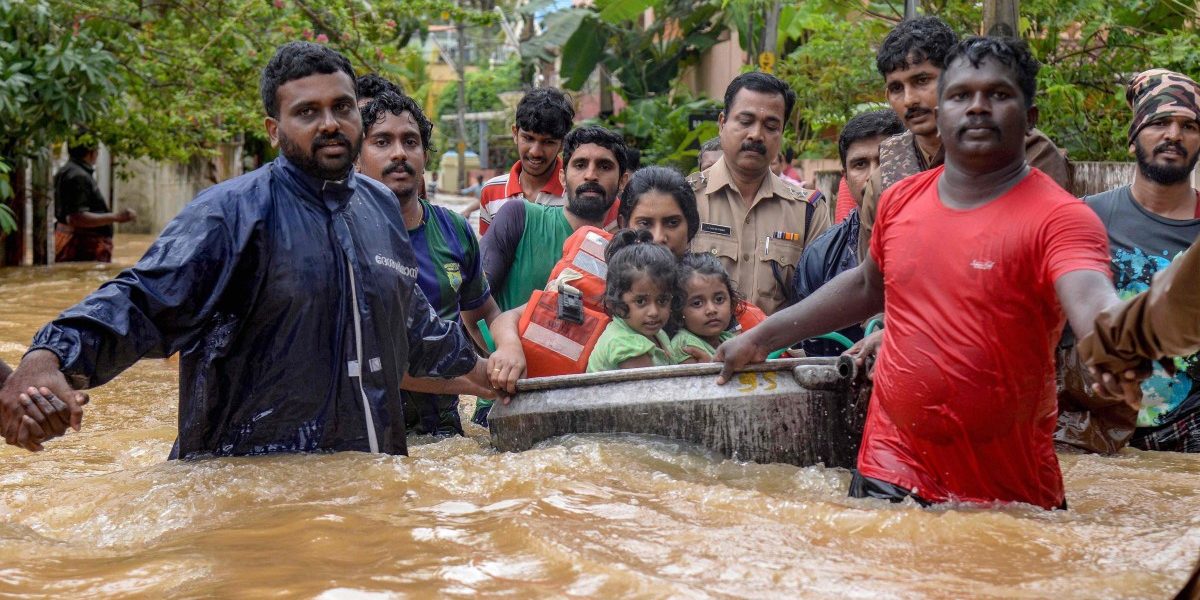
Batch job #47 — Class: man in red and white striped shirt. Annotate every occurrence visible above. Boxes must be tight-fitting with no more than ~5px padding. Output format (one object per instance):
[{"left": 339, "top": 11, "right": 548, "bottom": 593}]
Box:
[{"left": 466, "top": 88, "right": 574, "bottom": 234}]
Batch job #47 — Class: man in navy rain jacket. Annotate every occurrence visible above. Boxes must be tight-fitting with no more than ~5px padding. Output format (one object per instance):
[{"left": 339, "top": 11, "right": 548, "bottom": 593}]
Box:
[{"left": 0, "top": 42, "right": 491, "bottom": 457}]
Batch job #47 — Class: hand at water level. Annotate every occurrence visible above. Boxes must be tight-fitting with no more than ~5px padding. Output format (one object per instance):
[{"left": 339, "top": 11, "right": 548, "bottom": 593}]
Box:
[
  {"left": 8, "top": 387, "right": 77, "bottom": 451},
  {"left": 843, "top": 330, "right": 884, "bottom": 380},
  {"left": 0, "top": 350, "right": 88, "bottom": 451},
  {"left": 713, "top": 334, "right": 769, "bottom": 385},
  {"left": 1088, "top": 364, "right": 1148, "bottom": 410}
]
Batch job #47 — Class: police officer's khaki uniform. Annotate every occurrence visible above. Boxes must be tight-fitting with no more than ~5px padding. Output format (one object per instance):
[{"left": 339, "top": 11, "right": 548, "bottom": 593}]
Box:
[{"left": 689, "top": 156, "right": 830, "bottom": 316}]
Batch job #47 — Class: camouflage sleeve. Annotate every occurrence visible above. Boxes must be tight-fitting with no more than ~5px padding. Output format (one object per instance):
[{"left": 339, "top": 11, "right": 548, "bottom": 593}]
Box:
[
  {"left": 1026, "top": 128, "right": 1073, "bottom": 192},
  {"left": 856, "top": 166, "right": 884, "bottom": 263}
]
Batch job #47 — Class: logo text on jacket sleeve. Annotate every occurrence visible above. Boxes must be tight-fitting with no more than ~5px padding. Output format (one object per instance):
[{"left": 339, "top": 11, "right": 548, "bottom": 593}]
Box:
[{"left": 375, "top": 254, "right": 419, "bottom": 278}]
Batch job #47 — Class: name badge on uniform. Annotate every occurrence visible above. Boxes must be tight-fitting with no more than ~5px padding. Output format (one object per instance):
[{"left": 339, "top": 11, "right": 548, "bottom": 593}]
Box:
[{"left": 701, "top": 222, "right": 732, "bottom": 236}]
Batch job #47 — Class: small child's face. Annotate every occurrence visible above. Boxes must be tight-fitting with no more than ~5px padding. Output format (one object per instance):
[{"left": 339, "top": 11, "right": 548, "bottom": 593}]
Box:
[
  {"left": 621, "top": 275, "right": 672, "bottom": 338},
  {"left": 681, "top": 274, "right": 731, "bottom": 339}
]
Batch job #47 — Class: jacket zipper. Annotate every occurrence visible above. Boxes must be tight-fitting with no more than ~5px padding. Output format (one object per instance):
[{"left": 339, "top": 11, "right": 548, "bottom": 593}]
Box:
[{"left": 346, "top": 255, "right": 381, "bottom": 454}]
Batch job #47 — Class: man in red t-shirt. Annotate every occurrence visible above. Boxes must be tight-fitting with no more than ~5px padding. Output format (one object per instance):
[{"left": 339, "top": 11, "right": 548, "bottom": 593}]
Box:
[{"left": 715, "top": 37, "right": 1119, "bottom": 510}]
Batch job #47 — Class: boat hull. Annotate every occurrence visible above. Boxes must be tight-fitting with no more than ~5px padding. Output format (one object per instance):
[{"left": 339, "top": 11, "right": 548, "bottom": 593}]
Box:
[{"left": 488, "top": 358, "right": 869, "bottom": 468}]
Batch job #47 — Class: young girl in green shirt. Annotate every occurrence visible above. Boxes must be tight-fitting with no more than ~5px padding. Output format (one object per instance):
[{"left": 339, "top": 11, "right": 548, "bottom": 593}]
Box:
[
  {"left": 587, "top": 229, "right": 683, "bottom": 372},
  {"left": 671, "top": 252, "right": 744, "bottom": 363}
]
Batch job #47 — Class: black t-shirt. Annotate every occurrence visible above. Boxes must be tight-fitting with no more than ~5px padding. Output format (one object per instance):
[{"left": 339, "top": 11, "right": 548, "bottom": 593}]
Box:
[{"left": 54, "top": 158, "right": 113, "bottom": 236}]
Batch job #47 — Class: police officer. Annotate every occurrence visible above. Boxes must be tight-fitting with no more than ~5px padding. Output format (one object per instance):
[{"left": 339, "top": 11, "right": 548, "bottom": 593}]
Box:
[{"left": 689, "top": 72, "right": 830, "bottom": 316}]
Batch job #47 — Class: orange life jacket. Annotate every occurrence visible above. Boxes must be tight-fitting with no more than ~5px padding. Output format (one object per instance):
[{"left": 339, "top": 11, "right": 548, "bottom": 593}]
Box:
[
  {"left": 736, "top": 300, "right": 766, "bottom": 332},
  {"left": 546, "top": 226, "right": 611, "bottom": 309},
  {"left": 518, "top": 227, "right": 613, "bottom": 378},
  {"left": 518, "top": 289, "right": 611, "bottom": 378}
]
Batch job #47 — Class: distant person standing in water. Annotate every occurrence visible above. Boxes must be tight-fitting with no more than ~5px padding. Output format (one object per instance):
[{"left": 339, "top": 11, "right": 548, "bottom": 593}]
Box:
[
  {"left": 53, "top": 136, "right": 137, "bottom": 263},
  {"left": 428, "top": 171, "right": 439, "bottom": 200}
]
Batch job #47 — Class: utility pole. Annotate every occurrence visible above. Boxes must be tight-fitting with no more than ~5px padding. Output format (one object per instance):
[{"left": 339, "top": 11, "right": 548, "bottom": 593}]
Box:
[
  {"left": 904, "top": 0, "right": 917, "bottom": 19},
  {"left": 759, "top": 0, "right": 782, "bottom": 73},
  {"left": 455, "top": 21, "right": 469, "bottom": 192},
  {"left": 983, "top": 0, "right": 1020, "bottom": 37}
]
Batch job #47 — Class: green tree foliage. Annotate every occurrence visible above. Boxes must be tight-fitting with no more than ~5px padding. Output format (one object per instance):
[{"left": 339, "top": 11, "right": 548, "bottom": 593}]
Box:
[
  {"left": 775, "top": 0, "right": 1200, "bottom": 160},
  {"left": 435, "top": 58, "right": 520, "bottom": 118},
  {"left": 0, "top": 0, "right": 118, "bottom": 208},
  {"left": 0, "top": 162, "right": 14, "bottom": 234},
  {"left": 603, "top": 92, "right": 721, "bottom": 173},
  {"left": 50, "top": 0, "right": 493, "bottom": 162},
  {"left": 433, "top": 58, "right": 522, "bottom": 160},
  {"left": 522, "top": 0, "right": 725, "bottom": 99}
]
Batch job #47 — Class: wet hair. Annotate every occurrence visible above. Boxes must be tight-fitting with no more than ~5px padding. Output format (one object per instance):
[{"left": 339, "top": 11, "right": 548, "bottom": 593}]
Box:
[
  {"left": 674, "top": 251, "right": 745, "bottom": 329},
  {"left": 837, "top": 110, "right": 904, "bottom": 168},
  {"left": 940, "top": 36, "right": 1040, "bottom": 108},
  {"left": 563, "top": 125, "right": 630, "bottom": 176},
  {"left": 723, "top": 71, "right": 797, "bottom": 122},
  {"left": 514, "top": 87, "right": 575, "bottom": 140},
  {"left": 618, "top": 166, "right": 700, "bottom": 242},
  {"left": 602, "top": 229, "right": 680, "bottom": 319},
  {"left": 360, "top": 90, "right": 436, "bottom": 153},
  {"left": 875, "top": 16, "right": 959, "bottom": 78},
  {"left": 260, "top": 41, "right": 356, "bottom": 119},
  {"left": 356, "top": 73, "right": 402, "bottom": 102}
]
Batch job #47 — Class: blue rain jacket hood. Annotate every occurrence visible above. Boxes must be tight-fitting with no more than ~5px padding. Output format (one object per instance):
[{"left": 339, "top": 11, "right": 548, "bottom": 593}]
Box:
[{"left": 31, "top": 156, "right": 478, "bottom": 459}]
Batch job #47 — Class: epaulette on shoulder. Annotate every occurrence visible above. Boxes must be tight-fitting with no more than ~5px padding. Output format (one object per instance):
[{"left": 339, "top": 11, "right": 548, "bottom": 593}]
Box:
[
  {"left": 686, "top": 170, "right": 706, "bottom": 192},
  {"left": 779, "top": 180, "right": 810, "bottom": 202}
]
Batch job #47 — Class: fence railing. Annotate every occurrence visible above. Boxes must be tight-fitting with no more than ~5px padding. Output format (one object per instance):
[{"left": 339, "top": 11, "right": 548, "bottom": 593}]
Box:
[{"left": 811, "top": 161, "right": 1190, "bottom": 222}]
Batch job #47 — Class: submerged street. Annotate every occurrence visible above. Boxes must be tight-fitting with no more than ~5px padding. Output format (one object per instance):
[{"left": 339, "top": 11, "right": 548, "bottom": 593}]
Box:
[{"left": 0, "top": 236, "right": 1196, "bottom": 597}]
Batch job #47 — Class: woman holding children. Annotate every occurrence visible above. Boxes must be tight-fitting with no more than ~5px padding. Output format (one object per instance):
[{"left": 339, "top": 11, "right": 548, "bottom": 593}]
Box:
[{"left": 487, "top": 166, "right": 751, "bottom": 391}]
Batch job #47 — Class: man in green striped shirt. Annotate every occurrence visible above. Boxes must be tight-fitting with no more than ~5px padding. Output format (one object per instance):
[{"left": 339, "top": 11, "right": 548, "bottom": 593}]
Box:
[{"left": 358, "top": 90, "right": 500, "bottom": 436}]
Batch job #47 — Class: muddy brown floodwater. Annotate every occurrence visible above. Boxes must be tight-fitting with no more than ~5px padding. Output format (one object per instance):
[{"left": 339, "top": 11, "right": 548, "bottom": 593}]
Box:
[{"left": 1, "top": 234, "right": 1198, "bottom": 598}]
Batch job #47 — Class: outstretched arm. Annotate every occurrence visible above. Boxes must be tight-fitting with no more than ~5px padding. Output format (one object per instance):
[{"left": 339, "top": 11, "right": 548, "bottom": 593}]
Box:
[
  {"left": 715, "top": 253, "right": 885, "bottom": 384},
  {"left": 1, "top": 193, "right": 251, "bottom": 451},
  {"left": 66, "top": 209, "right": 137, "bottom": 229},
  {"left": 1079, "top": 240, "right": 1200, "bottom": 369},
  {"left": 1055, "top": 269, "right": 1134, "bottom": 404},
  {"left": 1077, "top": 241, "right": 1200, "bottom": 402}
]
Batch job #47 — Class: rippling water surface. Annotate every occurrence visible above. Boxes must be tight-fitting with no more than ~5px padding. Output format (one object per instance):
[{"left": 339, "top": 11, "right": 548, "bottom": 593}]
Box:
[{"left": 1, "top": 235, "right": 1198, "bottom": 598}]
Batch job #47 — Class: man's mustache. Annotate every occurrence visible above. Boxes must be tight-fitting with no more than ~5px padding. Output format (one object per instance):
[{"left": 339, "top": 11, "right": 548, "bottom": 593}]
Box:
[
  {"left": 574, "top": 182, "right": 606, "bottom": 198},
  {"left": 956, "top": 118, "right": 999, "bottom": 138},
  {"left": 740, "top": 141, "right": 767, "bottom": 155},
  {"left": 905, "top": 107, "right": 932, "bottom": 121},
  {"left": 383, "top": 160, "right": 415, "bottom": 177},
  {"left": 312, "top": 132, "right": 351, "bottom": 153},
  {"left": 1154, "top": 141, "right": 1188, "bottom": 157}
]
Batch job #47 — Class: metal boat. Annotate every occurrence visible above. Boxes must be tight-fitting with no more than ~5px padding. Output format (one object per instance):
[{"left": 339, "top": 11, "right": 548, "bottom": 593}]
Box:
[{"left": 488, "top": 357, "right": 871, "bottom": 468}]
